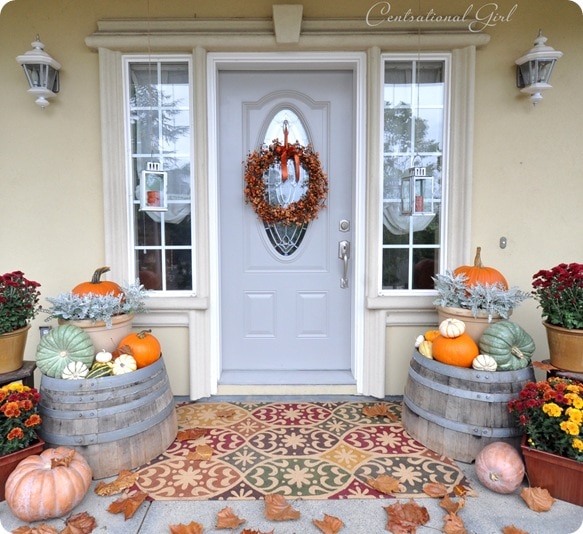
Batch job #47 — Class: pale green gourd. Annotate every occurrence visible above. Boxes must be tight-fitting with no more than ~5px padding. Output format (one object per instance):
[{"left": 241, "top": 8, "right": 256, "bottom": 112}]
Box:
[
  {"left": 36, "top": 325, "right": 95, "bottom": 378},
  {"left": 478, "top": 321, "right": 535, "bottom": 371}
]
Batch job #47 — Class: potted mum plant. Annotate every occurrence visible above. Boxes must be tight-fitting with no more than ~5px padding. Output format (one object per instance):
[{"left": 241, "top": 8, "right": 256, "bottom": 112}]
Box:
[
  {"left": 433, "top": 248, "right": 531, "bottom": 342},
  {"left": 532, "top": 262, "right": 583, "bottom": 372},
  {"left": 0, "top": 382, "right": 44, "bottom": 501},
  {"left": 508, "top": 377, "right": 583, "bottom": 506},
  {"left": 43, "top": 268, "right": 147, "bottom": 352},
  {"left": 0, "top": 271, "right": 42, "bottom": 373}
]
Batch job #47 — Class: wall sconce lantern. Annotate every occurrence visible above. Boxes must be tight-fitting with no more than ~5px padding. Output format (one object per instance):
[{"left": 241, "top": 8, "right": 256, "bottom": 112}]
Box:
[
  {"left": 401, "top": 157, "right": 434, "bottom": 216},
  {"left": 515, "top": 30, "right": 562, "bottom": 105},
  {"left": 16, "top": 35, "right": 61, "bottom": 109}
]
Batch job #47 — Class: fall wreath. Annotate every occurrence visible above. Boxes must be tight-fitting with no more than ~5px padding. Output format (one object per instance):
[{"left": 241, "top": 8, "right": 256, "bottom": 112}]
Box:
[{"left": 243, "top": 132, "right": 328, "bottom": 227}]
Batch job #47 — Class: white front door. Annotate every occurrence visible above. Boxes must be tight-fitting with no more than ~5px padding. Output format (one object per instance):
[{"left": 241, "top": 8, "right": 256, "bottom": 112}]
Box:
[{"left": 218, "top": 66, "right": 356, "bottom": 386}]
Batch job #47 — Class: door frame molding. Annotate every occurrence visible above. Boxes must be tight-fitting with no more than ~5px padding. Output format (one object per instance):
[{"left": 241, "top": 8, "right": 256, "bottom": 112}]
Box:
[{"left": 207, "top": 51, "right": 367, "bottom": 394}]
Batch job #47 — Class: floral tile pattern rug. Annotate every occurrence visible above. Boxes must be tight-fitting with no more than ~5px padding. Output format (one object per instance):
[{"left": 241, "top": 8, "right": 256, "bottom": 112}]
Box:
[{"left": 133, "top": 401, "right": 468, "bottom": 501}]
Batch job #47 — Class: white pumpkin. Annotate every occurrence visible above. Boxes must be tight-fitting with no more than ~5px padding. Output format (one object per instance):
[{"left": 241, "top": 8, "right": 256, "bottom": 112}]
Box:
[
  {"left": 439, "top": 318, "right": 466, "bottom": 338},
  {"left": 61, "top": 361, "right": 89, "bottom": 380},
  {"left": 112, "top": 353, "right": 137, "bottom": 375},
  {"left": 472, "top": 354, "right": 498, "bottom": 372},
  {"left": 95, "top": 349, "right": 113, "bottom": 364}
]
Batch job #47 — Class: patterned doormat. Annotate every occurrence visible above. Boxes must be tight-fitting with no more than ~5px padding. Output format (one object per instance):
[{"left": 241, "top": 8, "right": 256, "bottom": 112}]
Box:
[{"left": 133, "top": 401, "right": 469, "bottom": 501}]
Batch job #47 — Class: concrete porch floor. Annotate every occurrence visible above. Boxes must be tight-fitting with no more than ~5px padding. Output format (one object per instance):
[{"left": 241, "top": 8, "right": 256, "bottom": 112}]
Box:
[{"left": 1, "top": 396, "right": 583, "bottom": 534}]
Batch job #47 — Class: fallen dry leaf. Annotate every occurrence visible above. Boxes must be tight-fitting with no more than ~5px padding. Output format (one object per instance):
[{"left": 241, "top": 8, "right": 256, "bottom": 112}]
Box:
[
  {"left": 362, "top": 403, "right": 398, "bottom": 421},
  {"left": 176, "top": 428, "right": 208, "bottom": 441},
  {"left": 443, "top": 512, "right": 467, "bottom": 534},
  {"left": 502, "top": 526, "right": 529, "bottom": 534},
  {"left": 384, "top": 500, "right": 429, "bottom": 533},
  {"left": 440, "top": 494, "right": 465, "bottom": 514},
  {"left": 169, "top": 521, "right": 204, "bottom": 534},
  {"left": 423, "top": 482, "right": 449, "bottom": 498},
  {"left": 216, "top": 506, "right": 246, "bottom": 529},
  {"left": 95, "top": 470, "right": 139, "bottom": 496},
  {"left": 216, "top": 408, "right": 237, "bottom": 418},
  {"left": 264, "top": 494, "right": 301, "bottom": 521},
  {"left": 241, "top": 530, "right": 275, "bottom": 534},
  {"left": 313, "top": 513, "right": 344, "bottom": 533},
  {"left": 187, "top": 444, "right": 214, "bottom": 461},
  {"left": 521, "top": 487, "right": 555, "bottom": 512},
  {"left": 367, "top": 474, "right": 403, "bottom": 495},
  {"left": 453, "top": 483, "right": 477, "bottom": 497},
  {"left": 107, "top": 491, "right": 148, "bottom": 520},
  {"left": 12, "top": 526, "right": 59, "bottom": 534},
  {"left": 61, "top": 512, "right": 97, "bottom": 534},
  {"left": 532, "top": 360, "right": 556, "bottom": 372}
]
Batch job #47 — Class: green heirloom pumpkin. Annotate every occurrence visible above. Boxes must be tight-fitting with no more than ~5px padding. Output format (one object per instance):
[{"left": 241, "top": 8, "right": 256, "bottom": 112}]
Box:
[
  {"left": 478, "top": 321, "right": 535, "bottom": 371},
  {"left": 36, "top": 325, "right": 95, "bottom": 378}
]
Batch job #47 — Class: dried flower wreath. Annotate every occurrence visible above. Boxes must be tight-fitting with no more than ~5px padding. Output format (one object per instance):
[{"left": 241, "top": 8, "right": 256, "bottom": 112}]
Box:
[{"left": 243, "top": 134, "right": 328, "bottom": 227}]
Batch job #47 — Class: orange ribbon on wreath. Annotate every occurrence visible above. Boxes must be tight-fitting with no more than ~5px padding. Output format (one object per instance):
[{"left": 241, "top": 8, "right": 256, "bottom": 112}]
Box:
[{"left": 275, "top": 124, "right": 302, "bottom": 182}]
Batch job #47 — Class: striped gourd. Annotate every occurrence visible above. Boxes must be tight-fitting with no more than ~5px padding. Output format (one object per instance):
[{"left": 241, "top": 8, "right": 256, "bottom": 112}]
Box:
[
  {"left": 36, "top": 325, "right": 95, "bottom": 378},
  {"left": 86, "top": 363, "right": 113, "bottom": 379}
]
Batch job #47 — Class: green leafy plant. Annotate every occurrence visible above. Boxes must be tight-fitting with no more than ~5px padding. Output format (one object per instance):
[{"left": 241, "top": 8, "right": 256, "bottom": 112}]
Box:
[
  {"left": 532, "top": 263, "right": 583, "bottom": 330},
  {"left": 0, "top": 382, "right": 41, "bottom": 456},
  {"left": 44, "top": 280, "right": 147, "bottom": 328},
  {"left": 0, "top": 271, "right": 41, "bottom": 335},
  {"left": 509, "top": 377, "right": 583, "bottom": 461},
  {"left": 433, "top": 271, "right": 530, "bottom": 321}
]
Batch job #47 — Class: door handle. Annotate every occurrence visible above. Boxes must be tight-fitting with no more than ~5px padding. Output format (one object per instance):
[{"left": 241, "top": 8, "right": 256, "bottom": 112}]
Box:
[{"left": 338, "top": 240, "right": 351, "bottom": 288}]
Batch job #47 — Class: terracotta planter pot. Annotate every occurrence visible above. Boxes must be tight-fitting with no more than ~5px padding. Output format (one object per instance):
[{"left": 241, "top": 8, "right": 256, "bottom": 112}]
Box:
[
  {"left": 521, "top": 436, "right": 583, "bottom": 506},
  {"left": 0, "top": 324, "right": 31, "bottom": 374},
  {"left": 58, "top": 313, "right": 134, "bottom": 353},
  {"left": 543, "top": 322, "right": 583, "bottom": 372},
  {"left": 436, "top": 306, "right": 508, "bottom": 345},
  {"left": 0, "top": 438, "right": 44, "bottom": 502}
]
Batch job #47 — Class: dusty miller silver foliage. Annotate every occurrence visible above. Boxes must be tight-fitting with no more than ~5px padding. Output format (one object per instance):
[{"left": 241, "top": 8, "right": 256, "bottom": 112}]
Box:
[{"left": 433, "top": 271, "right": 531, "bottom": 321}]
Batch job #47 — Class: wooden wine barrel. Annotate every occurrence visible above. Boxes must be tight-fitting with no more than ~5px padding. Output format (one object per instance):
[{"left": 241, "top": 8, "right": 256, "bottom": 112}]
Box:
[
  {"left": 402, "top": 350, "right": 534, "bottom": 463},
  {"left": 38, "top": 357, "right": 177, "bottom": 479}
]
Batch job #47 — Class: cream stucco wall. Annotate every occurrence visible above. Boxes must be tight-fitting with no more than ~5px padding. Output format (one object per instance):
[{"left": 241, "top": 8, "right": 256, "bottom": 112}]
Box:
[{"left": 1, "top": 0, "right": 582, "bottom": 396}]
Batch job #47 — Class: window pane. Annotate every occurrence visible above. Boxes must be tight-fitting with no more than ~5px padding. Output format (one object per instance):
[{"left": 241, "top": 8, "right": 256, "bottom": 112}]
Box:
[
  {"left": 128, "top": 59, "right": 193, "bottom": 292},
  {"left": 382, "top": 58, "right": 445, "bottom": 292}
]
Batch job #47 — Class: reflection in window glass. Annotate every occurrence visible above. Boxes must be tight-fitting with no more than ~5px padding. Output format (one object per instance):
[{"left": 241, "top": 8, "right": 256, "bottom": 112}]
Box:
[
  {"left": 382, "top": 58, "right": 446, "bottom": 290},
  {"left": 128, "top": 60, "right": 193, "bottom": 291}
]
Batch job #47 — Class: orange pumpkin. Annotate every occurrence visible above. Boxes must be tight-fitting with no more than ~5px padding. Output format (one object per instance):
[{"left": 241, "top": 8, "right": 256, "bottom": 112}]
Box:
[
  {"left": 474, "top": 442, "right": 525, "bottom": 494},
  {"left": 453, "top": 247, "right": 508, "bottom": 290},
  {"left": 72, "top": 266, "right": 124, "bottom": 298},
  {"left": 432, "top": 333, "right": 479, "bottom": 368},
  {"left": 423, "top": 329, "right": 441, "bottom": 342},
  {"left": 118, "top": 329, "right": 161, "bottom": 368},
  {"left": 5, "top": 447, "right": 93, "bottom": 522}
]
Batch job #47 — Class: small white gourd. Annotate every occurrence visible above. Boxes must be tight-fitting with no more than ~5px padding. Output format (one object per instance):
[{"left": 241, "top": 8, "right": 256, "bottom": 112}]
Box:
[
  {"left": 112, "top": 354, "right": 137, "bottom": 375},
  {"left": 472, "top": 354, "right": 498, "bottom": 372},
  {"left": 61, "top": 361, "right": 90, "bottom": 380},
  {"left": 439, "top": 318, "right": 466, "bottom": 338},
  {"left": 95, "top": 349, "right": 113, "bottom": 364},
  {"left": 414, "top": 335, "right": 425, "bottom": 348}
]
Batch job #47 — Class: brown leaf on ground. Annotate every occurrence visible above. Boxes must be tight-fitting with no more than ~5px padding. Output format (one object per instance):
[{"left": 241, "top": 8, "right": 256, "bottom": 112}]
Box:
[
  {"left": 186, "top": 444, "right": 213, "bottom": 461},
  {"left": 502, "top": 525, "right": 528, "bottom": 534},
  {"left": 453, "top": 483, "right": 477, "bottom": 497},
  {"left": 439, "top": 494, "right": 465, "bottom": 514},
  {"left": 423, "top": 482, "right": 449, "bottom": 498},
  {"left": 60, "top": 512, "right": 97, "bottom": 534},
  {"left": 216, "top": 408, "right": 237, "bottom": 418},
  {"left": 502, "top": 526, "right": 529, "bottom": 534},
  {"left": 384, "top": 500, "right": 429, "bottom": 533},
  {"left": 313, "top": 513, "right": 344, "bottom": 533},
  {"left": 367, "top": 474, "right": 403, "bottom": 495},
  {"left": 176, "top": 428, "right": 208, "bottom": 441},
  {"left": 264, "top": 494, "right": 301, "bottom": 521},
  {"left": 443, "top": 512, "right": 467, "bottom": 534},
  {"left": 521, "top": 487, "right": 555, "bottom": 512},
  {"left": 169, "top": 521, "right": 204, "bottom": 534},
  {"left": 241, "top": 530, "right": 275, "bottom": 534},
  {"left": 362, "top": 403, "right": 398, "bottom": 421},
  {"left": 12, "top": 526, "right": 59, "bottom": 534},
  {"left": 216, "top": 506, "right": 246, "bottom": 529},
  {"left": 94, "top": 470, "right": 139, "bottom": 496},
  {"left": 107, "top": 491, "right": 148, "bottom": 520}
]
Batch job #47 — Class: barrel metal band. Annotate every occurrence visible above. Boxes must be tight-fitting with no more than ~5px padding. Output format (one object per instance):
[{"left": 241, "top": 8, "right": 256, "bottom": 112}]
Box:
[
  {"left": 402, "top": 396, "right": 520, "bottom": 438},
  {"left": 408, "top": 365, "right": 516, "bottom": 403}
]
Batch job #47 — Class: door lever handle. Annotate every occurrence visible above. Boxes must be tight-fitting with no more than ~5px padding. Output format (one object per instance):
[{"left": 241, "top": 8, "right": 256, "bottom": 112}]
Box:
[{"left": 338, "top": 240, "right": 351, "bottom": 288}]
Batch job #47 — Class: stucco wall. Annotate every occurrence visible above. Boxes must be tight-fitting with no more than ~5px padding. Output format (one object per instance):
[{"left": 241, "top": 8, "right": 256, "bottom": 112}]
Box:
[{"left": 1, "top": 0, "right": 582, "bottom": 396}]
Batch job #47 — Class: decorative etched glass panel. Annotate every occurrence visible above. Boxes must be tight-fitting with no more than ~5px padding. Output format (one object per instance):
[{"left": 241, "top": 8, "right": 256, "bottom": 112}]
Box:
[{"left": 262, "top": 109, "right": 310, "bottom": 257}]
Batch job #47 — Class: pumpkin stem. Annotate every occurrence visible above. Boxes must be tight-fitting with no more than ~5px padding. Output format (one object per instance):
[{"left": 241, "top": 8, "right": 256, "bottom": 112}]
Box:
[
  {"left": 473, "top": 247, "right": 483, "bottom": 268},
  {"left": 91, "top": 266, "right": 111, "bottom": 284},
  {"left": 50, "top": 449, "right": 75, "bottom": 469},
  {"left": 511, "top": 346, "right": 525, "bottom": 359},
  {"left": 137, "top": 329, "right": 152, "bottom": 339}
]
